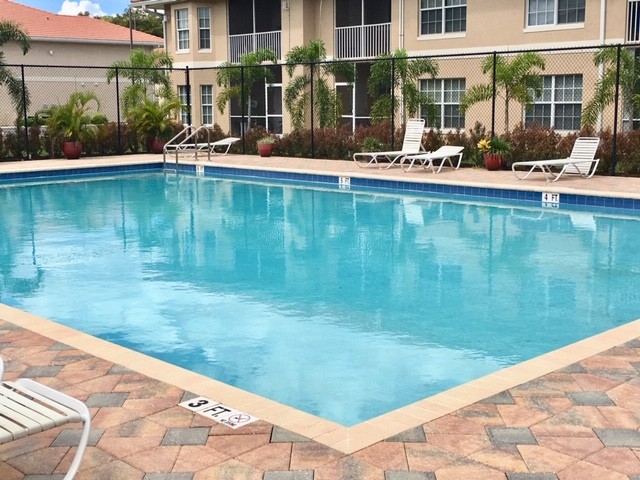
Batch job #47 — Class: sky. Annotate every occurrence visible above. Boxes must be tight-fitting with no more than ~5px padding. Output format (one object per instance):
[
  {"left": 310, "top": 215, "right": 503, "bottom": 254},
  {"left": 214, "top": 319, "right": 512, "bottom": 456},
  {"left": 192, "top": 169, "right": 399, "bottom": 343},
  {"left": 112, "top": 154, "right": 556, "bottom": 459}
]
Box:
[{"left": 15, "top": 0, "right": 132, "bottom": 17}]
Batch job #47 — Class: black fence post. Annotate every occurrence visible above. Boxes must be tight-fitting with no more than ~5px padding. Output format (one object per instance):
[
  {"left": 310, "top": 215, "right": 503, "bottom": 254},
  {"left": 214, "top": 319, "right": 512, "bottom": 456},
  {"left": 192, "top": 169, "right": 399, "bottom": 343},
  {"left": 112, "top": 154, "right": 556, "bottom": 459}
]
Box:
[
  {"left": 391, "top": 56, "right": 396, "bottom": 149},
  {"left": 115, "top": 67, "right": 122, "bottom": 154},
  {"left": 240, "top": 65, "right": 246, "bottom": 153},
  {"left": 185, "top": 66, "right": 192, "bottom": 128},
  {"left": 310, "top": 62, "right": 315, "bottom": 158},
  {"left": 20, "top": 65, "right": 29, "bottom": 160},
  {"left": 610, "top": 44, "right": 622, "bottom": 175},
  {"left": 491, "top": 51, "right": 497, "bottom": 138}
]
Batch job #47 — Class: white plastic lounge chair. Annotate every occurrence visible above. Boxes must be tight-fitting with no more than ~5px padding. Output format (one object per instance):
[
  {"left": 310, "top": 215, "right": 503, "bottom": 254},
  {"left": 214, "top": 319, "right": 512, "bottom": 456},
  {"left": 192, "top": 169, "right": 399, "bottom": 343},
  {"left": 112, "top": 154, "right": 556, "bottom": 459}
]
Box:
[
  {"left": 400, "top": 145, "right": 464, "bottom": 173},
  {"left": 511, "top": 137, "right": 600, "bottom": 182},
  {"left": 209, "top": 136, "right": 241, "bottom": 155},
  {"left": 0, "top": 357, "right": 91, "bottom": 480},
  {"left": 353, "top": 118, "right": 426, "bottom": 169}
]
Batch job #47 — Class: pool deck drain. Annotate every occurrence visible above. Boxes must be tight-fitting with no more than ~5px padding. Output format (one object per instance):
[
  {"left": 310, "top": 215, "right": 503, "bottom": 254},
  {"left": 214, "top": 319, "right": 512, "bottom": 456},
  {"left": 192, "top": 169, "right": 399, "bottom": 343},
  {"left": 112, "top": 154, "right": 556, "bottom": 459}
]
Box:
[{"left": 1, "top": 154, "right": 640, "bottom": 478}]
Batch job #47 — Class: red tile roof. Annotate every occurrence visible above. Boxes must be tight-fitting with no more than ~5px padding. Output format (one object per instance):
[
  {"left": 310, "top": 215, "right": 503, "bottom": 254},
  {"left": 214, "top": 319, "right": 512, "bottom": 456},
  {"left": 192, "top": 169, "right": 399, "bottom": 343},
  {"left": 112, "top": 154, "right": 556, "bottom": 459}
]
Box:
[{"left": 0, "top": 0, "right": 163, "bottom": 46}]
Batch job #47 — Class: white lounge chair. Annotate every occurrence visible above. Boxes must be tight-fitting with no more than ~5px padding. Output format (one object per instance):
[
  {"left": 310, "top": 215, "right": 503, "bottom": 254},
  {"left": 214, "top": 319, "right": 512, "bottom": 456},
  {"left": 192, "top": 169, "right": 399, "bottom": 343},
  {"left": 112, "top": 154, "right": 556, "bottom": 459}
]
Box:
[
  {"left": 353, "top": 118, "right": 426, "bottom": 169},
  {"left": 0, "top": 357, "right": 91, "bottom": 479},
  {"left": 209, "top": 136, "right": 241, "bottom": 155},
  {"left": 400, "top": 145, "right": 464, "bottom": 173},
  {"left": 511, "top": 137, "right": 600, "bottom": 182}
]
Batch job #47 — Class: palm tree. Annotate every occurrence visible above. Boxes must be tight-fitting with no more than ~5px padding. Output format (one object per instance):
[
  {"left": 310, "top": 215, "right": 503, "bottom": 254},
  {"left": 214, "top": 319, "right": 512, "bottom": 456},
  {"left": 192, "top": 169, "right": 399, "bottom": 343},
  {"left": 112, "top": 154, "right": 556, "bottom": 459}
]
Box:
[
  {"left": 582, "top": 46, "right": 640, "bottom": 129},
  {"left": 216, "top": 48, "right": 278, "bottom": 132},
  {"left": 284, "top": 40, "right": 355, "bottom": 130},
  {"left": 460, "top": 52, "right": 546, "bottom": 133},
  {"left": 367, "top": 48, "right": 439, "bottom": 124},
  {"left": 106, "top": 49, "right": 174, "bottom": 116},
  {"left": 0, "top": 21, "right": 31, "bottom": 119}
]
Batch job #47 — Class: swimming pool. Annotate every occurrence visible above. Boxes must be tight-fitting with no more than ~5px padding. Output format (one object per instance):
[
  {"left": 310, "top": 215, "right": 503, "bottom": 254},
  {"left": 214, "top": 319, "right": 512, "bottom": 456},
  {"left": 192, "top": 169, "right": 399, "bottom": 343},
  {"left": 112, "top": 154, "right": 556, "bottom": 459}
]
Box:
[{"left": 1, "top": 172, "right": 639, "bottom": 426}]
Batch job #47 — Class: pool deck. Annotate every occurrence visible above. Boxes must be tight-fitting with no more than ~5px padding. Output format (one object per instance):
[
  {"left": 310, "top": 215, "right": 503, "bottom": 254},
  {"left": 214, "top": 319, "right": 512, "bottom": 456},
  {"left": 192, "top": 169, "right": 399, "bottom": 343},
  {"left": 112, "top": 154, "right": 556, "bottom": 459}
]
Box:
[{"left": 2, "top": 154, "right": 640, "bottom": 479}]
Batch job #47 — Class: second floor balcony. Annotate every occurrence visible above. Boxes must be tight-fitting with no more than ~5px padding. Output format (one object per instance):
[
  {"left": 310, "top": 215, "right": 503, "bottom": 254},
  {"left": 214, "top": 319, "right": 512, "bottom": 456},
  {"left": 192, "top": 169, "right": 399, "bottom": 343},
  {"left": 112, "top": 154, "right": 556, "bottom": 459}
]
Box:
[
  {"left": 335, "top": 22, "right": 391, "bottom": 60},
  {"left": 229, "top": 31, "right": 282, "bottom": 63}
]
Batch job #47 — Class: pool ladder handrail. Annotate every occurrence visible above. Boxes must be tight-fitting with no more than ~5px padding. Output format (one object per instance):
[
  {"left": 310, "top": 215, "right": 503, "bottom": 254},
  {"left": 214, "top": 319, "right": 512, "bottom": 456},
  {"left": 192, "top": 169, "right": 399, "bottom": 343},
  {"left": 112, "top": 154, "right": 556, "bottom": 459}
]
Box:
[{"left": 163, "top": 124, "right": 214, "bottom": 169}]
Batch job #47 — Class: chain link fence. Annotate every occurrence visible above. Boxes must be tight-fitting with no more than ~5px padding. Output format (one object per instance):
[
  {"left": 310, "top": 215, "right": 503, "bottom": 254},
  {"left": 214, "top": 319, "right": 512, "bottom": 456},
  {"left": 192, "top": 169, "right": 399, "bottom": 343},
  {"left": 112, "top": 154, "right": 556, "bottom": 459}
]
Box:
[{"left": 0, "top": 44, "right": 634, "bottom": 174}]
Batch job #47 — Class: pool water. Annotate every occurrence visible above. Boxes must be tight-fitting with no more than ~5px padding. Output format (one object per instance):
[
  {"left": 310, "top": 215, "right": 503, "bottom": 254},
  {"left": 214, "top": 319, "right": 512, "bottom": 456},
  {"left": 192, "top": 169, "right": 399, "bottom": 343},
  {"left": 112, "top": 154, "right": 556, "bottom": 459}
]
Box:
[{"left": 1, "top": 173, "right": 639, "bottom": 426}]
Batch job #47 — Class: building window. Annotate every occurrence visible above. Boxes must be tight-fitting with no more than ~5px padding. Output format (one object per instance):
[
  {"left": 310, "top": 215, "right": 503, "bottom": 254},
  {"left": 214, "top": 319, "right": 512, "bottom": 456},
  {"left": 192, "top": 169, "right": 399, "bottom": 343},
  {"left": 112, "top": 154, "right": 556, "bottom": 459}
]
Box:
[
  {"left": 527, "top": 0, "right": 585, "bottom": 27},
  {"left": 525, "top": 75, "right": 582, "bottom": 130},
  {"left": 201, "top": 85, "right": 213, "bottom": 125},
  {"left": 198, "top": 8, "right": 211, "bottom": 50},
  {"left": 420, "top": 0, "right": 466, "bottom": 35},
  {"left": 178, "top": 85, "right": 190, "bottom": 125},
  {"left": 230, "top": 66, "right": 282, "bottom": 135},
  {"left": 420, "top": 78, "right": 465, "bottom": 129},
  {"left": 176, "top": 8, "right": 190, "bottom": 51},
  {"left": 336, "top": 63, "right": 373, "bottom": 130}
]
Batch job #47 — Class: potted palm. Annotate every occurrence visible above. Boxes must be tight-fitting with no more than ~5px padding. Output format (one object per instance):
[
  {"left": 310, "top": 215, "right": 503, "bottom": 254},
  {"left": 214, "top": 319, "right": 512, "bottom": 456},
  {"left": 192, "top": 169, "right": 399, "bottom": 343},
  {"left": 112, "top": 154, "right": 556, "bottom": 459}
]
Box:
[
  {"left": 257, "top": 135, "right": 275, "bottom": 157},
  {"left": 44, "top": 91, "right": 101, "bottom": 159},
  {"left": 477, "top": 137, "right": 511, "bottom": 171},
  {"left": 128, "top": 97, "right": 183, "bottom": 154}
]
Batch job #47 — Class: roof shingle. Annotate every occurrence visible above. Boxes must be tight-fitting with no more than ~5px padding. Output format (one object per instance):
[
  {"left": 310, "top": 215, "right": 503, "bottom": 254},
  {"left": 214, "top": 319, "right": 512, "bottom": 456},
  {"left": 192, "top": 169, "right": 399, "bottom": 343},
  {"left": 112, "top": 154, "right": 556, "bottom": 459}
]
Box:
[{"left": 0, "top": 0, "right": 163, "bottom": 46}]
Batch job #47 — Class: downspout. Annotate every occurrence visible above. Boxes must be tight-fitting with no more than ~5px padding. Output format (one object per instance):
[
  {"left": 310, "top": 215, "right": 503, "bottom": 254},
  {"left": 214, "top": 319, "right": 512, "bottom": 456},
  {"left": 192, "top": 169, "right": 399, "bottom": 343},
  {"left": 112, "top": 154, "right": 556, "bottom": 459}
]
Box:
[
  {"left": 398, "top": 0, "right": 405, "bottom": 122},
  {"left": 399, "top": 0, "right": 404, "bottom": 50}
]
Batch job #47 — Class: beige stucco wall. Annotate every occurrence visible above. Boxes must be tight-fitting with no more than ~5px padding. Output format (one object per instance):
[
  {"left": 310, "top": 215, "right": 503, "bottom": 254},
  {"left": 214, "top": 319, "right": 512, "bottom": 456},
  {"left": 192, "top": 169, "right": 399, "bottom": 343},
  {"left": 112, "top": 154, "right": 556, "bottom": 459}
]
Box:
[{"left": 403, "top": 0, "right": 623, "bottom": 55}]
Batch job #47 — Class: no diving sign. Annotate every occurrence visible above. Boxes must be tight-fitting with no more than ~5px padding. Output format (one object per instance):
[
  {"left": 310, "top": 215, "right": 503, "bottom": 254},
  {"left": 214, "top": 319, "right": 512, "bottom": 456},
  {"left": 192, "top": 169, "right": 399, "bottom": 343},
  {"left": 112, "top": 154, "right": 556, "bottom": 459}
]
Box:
[{"left": 179, "top": 396, "right": 259, "bottom": 429}]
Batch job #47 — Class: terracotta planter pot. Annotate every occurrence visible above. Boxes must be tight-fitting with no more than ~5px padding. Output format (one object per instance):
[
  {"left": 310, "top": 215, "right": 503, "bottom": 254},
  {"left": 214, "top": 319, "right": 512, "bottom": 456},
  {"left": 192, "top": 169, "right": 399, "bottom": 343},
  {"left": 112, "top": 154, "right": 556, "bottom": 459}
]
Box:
[
  {"left": 258, "top": 143, "right": 273, "bottom": 157},
  {"left": 150, "top": 138, "right": 167, "bottom": 154},
  {"left": 484, "top": 153, "right": 504, "bottom": 171},
  {"left": 62, "top": 141, "right": 83, "bottom": 160}
]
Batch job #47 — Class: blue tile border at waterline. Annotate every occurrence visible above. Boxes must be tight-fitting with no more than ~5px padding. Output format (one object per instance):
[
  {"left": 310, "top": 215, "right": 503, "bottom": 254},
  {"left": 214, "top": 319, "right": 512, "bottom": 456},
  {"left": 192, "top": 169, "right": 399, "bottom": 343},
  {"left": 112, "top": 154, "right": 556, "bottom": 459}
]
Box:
[
  {"left": 0, "top": 162, "right": 163, "bottom": 184},
  {"left": 167, "top": 162, "right": 640, "bottom": 213}
]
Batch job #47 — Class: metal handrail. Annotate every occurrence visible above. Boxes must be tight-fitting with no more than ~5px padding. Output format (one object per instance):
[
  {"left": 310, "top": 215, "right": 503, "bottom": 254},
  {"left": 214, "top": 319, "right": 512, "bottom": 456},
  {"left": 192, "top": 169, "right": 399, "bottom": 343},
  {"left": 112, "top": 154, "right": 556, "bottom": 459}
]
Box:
[{"left": 163, "top": 124, "right": 213, "bottom": 169}]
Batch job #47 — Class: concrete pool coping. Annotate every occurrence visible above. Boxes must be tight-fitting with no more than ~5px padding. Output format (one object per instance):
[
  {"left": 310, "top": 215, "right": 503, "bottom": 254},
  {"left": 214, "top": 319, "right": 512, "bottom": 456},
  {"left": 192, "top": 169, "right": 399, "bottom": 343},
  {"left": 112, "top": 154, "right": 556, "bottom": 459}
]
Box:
[{"left": 1, "top": 153, "right": 640, "bottom": 457}]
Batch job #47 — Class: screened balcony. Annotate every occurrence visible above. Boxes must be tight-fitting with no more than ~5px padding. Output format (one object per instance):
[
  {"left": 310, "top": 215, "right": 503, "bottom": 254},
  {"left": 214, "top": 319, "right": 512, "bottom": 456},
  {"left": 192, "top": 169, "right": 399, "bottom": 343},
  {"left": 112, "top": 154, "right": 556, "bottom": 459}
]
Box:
[
  {"left": 228, "top": 0, "right": 281, "bottom": 63},
  {"left": 334, "top": 0, "right": 391, "bottom": 59},
  {"left": 229, "top": 31, "right": 282, "bottom": 63},
  {"left": 335, "top": 22, "right": 391, "bottom": 59}
]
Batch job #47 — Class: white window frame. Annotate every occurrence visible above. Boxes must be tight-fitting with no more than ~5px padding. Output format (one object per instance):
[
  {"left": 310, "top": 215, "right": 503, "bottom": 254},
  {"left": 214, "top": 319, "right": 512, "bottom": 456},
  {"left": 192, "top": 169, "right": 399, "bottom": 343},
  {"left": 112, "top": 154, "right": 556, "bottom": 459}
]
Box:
[
  {"left": 525, "top": 74, "right": 583, "bottom": 131},
  {"left": 265, "top": 81, "right": 283, "bottom": 134},
  {"left": 420, "top": 78, "right": 466, "bottom": 130},
  {"left": 526, "top": 0, "right": 585, "bottom": 28},
  {"left": 201, "top": 85, "right": 214, "bottom": 125},
  {"left": 176, "top": 8, "right": 190, "bottom": 52},
  {"left": 197, "top": 7, "right": 211, "bottom": 51},
  {"left": 419, "top": 0, "right": 467, "bottom": 37}
]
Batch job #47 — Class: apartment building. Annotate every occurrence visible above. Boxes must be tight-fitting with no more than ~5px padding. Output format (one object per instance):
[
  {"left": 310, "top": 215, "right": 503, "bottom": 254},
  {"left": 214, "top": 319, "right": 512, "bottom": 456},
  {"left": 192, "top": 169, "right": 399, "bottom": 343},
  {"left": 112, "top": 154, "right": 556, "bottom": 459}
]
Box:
[{"left": 132, "top": 0, "right": 639, "bottom": 135}]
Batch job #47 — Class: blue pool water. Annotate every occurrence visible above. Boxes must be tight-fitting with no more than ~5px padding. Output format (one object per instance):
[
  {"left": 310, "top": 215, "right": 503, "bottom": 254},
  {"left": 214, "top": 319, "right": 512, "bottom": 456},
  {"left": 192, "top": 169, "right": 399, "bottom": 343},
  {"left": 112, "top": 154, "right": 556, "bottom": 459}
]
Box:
[{"left": 1, "top": 172, "right": 640, "bottom": 426}]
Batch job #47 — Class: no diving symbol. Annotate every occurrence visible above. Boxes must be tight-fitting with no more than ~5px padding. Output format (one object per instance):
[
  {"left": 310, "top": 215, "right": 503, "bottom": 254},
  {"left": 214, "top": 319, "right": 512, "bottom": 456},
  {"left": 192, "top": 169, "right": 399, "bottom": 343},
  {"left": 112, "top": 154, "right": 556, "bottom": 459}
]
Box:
[{"left": 228, "top": 413, "right": 251, "bottom": 424}]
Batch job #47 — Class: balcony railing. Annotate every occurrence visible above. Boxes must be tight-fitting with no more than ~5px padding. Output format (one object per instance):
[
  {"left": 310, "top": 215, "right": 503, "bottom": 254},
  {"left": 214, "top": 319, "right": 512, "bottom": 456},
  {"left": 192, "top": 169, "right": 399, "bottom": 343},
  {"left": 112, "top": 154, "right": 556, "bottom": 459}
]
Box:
[
  {"left": 628, "top": 0, "right": 640, "bottom": 42},
  {"left": 335, "top": 23, "right": 391, "bottom": 59},
  {"left": 228, "top": 31, "right": 282, "bottom": 63}
]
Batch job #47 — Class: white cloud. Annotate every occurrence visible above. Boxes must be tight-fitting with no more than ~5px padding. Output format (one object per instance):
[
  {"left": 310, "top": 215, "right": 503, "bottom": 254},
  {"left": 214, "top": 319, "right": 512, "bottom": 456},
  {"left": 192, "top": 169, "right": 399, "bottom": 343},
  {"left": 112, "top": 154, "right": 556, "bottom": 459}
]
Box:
[{"left": 58, "top": 0, "right": 107, "bottom": 17}]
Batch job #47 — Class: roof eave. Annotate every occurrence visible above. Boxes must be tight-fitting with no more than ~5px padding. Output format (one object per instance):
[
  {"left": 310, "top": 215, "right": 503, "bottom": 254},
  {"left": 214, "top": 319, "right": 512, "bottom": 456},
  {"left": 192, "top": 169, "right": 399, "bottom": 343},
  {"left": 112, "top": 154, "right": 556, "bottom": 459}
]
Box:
[
  {"left": 131, "top": 0, "right": 175, "bottom": 8},
  {"left": 31, "top": 37, "right": 163, "bottom": 47}
]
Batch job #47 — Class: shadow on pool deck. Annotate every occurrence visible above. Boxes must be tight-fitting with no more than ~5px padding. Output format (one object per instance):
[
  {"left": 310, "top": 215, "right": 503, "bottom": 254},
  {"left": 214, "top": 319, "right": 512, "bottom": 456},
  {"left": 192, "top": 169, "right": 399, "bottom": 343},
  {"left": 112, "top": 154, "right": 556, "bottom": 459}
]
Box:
[{"left": 2, "top": 154, "right": 640, "bottom": 478}]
